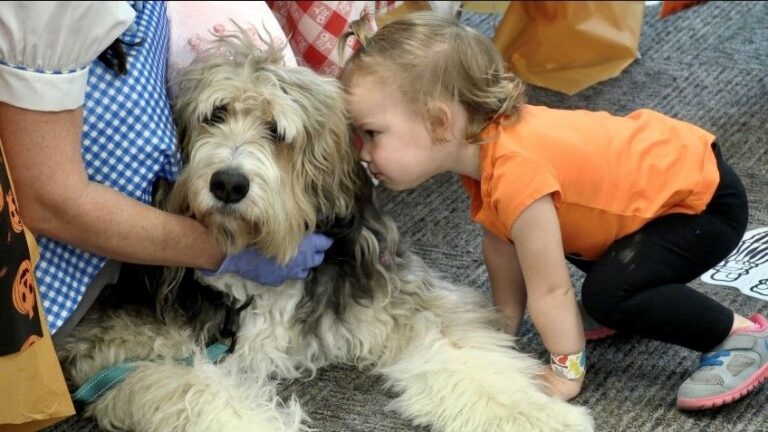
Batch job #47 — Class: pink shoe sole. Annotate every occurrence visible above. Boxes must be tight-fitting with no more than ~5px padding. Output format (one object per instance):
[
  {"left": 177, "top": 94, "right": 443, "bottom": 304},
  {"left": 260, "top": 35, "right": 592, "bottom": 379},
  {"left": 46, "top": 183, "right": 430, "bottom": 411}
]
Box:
[
  {"left": 585, "top": 327, "right": 617, "bottom": 341},
  {"left": 676, "top": 362, "right": 768, "bottom": 410}
]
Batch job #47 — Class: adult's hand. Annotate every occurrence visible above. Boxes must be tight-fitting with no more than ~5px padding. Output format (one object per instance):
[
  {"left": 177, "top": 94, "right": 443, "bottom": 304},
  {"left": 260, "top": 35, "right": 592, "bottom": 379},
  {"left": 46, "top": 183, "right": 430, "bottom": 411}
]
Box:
[{"left": 201, "top": 233, "right": 334, "bottom": 286}]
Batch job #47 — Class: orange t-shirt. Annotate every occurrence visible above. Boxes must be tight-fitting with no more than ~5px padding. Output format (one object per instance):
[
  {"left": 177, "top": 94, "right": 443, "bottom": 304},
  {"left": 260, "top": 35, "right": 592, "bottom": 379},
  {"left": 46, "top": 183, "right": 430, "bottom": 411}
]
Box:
[{"left": 461, "top": 104, "right": 720, "bottom": 260}]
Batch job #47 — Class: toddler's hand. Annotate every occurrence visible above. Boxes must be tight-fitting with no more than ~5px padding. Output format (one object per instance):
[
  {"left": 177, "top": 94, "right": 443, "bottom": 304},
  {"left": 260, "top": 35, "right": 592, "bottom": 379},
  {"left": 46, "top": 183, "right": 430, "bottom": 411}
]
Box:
[
  {"left": 201, "top": 233, "right": 334, "bottom": 286},
  {"left": 540, "top": 367, "right": 584, "bottom": 401}
]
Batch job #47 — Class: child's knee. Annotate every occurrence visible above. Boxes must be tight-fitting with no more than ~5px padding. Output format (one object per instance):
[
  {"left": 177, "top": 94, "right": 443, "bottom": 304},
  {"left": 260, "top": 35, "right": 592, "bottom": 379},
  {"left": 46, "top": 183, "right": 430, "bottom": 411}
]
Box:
[{"left": 581, "top": 276, "right": 626, "bottom": 327}]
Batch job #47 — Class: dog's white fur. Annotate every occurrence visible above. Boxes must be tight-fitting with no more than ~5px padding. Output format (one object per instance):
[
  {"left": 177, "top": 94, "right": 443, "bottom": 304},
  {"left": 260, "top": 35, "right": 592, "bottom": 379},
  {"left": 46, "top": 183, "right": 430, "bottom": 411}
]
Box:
[{"left": 57, "top": 33, "right": 594, "bottom": 432}]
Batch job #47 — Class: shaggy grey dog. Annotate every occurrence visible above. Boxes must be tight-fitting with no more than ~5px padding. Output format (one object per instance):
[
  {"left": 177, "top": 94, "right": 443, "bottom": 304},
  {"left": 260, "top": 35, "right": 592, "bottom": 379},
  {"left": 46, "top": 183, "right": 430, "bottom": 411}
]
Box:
[{"left": 57, "top": 33, "right": 594, "bottom": 432}]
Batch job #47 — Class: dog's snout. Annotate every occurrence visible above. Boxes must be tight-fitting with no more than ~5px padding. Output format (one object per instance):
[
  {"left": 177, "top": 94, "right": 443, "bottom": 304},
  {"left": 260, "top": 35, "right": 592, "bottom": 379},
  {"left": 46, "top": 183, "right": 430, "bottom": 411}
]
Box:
[{"left": 210, "top": 169, "right": 250, "bottom": 204}]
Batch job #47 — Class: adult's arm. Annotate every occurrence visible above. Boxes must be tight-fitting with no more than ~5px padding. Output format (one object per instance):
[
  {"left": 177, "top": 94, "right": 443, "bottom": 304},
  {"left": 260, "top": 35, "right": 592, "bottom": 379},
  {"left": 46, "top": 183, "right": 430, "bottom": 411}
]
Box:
[{"left": 0, "top": 103, "right": 225, "bottom": 270}]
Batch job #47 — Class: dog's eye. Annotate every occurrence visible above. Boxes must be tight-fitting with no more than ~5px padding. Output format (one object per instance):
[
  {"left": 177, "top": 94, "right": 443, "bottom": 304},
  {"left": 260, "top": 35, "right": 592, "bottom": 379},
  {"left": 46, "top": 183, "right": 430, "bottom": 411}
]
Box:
[
  {"left": 202, "top": 105, "right": 228, "bottom": 126},
  {"left": 266, "top": 121, "right": 285, "bottom": 142}
]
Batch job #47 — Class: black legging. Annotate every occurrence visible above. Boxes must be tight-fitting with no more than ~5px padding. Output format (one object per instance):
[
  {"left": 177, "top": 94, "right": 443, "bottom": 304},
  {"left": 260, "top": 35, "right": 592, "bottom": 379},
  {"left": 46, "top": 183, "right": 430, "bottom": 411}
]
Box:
[{"left": 569, "top": 143, "right": 749, "bottom": 353}]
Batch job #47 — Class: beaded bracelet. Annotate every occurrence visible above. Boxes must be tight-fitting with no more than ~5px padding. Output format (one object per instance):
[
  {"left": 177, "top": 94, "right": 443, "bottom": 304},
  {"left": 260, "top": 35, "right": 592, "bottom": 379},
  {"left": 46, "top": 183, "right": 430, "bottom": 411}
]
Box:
[{"left": 550, "top": 350, "right": 587, "bottom": 380}]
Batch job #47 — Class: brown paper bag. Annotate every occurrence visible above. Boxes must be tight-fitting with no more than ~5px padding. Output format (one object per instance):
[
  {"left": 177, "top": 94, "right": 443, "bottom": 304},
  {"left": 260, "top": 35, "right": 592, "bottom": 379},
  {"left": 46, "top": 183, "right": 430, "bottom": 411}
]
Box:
[
  {"left": 375, "top": 1, "right": 432, "bottom": 28},
  {"left": 493, "top": 1, "right": 645, "bottom": 95},
  {"left": 0, "top": 139, "right": 75, "bottom": 431}
]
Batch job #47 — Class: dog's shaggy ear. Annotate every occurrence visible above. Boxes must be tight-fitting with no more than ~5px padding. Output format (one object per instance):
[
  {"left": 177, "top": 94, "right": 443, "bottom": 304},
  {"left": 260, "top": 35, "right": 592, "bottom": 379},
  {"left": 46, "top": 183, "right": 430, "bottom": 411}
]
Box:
[
  {"left": 274, "top": 70, "right": 361, "bottom": 224},
  {"left": 173, "top": 107, "right": 192, "bottom": 165},
  {"left": 163, "top": 170, "right": 192, "bottom": 216},
  {"left": 297, "top": 163, "right": 407, "bottom": 327}
]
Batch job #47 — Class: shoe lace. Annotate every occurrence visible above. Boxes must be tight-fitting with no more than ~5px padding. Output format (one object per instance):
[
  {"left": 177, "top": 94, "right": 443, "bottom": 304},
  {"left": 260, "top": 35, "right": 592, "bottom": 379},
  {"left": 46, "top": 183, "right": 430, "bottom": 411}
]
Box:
[{"left": 699, "top": 350, "right": 731, "bottom": 367}]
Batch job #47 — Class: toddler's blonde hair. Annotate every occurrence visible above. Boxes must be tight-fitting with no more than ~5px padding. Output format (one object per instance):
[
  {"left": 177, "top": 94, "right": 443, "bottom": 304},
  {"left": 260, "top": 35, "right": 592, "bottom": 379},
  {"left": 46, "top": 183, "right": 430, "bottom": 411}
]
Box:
[{"left": 339, "top": 11, "right": 525, "bottom": 144}]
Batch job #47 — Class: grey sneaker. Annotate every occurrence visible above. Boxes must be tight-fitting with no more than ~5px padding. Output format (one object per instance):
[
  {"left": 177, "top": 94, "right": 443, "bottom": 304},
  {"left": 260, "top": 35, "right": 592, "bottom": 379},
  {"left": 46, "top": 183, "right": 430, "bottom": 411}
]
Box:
[
  {"left": 677, "top": 313, "right": 768, "bottom": 410},
  {"left": 578, "top": 300, "right": 617, "bottom": 341}
]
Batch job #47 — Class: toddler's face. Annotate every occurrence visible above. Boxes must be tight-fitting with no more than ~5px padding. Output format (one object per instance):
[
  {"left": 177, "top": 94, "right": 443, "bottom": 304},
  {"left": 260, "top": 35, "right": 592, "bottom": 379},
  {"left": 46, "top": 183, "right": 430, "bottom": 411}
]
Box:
[{"left": 344, "top": 77, "right": 442, "bottom": 191}]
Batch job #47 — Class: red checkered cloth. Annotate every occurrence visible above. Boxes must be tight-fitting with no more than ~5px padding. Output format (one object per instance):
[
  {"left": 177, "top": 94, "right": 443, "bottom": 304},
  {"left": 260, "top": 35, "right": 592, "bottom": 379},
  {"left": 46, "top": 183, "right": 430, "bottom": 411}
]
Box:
[{"left": 267, "top": 1, "right": 401, "bottom": 77}]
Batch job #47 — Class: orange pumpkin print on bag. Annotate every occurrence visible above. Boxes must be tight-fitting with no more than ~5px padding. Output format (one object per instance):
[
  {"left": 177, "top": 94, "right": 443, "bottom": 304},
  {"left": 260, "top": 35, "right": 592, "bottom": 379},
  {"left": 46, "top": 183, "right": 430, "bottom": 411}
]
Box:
[
  {"left": 6, "top": 189, "right": 23, "bottom": 233},
  {"left": 21, "top": 334, "right": 40, "bottom": 351},
  {"left": 12, "top": 259, "right": 36, "bottom": 319}
]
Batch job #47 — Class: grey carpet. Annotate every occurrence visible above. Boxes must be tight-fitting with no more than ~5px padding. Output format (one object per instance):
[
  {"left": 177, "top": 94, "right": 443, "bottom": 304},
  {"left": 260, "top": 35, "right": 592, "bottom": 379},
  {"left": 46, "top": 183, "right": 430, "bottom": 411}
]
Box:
[{"left": 47, "top": 2, "right": 767, "bottom": 431}]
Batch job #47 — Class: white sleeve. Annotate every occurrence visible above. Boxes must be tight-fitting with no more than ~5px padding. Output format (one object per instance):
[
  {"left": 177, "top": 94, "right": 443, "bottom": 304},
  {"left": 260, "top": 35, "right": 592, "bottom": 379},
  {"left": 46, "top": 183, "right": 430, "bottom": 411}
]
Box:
[{"left": 0, "top": 1, "right": 136, "bottom": 111}]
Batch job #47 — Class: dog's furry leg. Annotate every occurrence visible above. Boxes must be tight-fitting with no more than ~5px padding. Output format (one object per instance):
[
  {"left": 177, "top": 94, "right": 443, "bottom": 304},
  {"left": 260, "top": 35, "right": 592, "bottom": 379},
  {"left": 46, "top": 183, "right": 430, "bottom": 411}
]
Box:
[
  {"left": 86, "top": 360, "right": 307, "bottom": 432},
  {"left": 59, "top": 306, "right": 308, "bottom": 432},
  {"left": 375, "top": 278, "right": 594, "bottom": 432}
]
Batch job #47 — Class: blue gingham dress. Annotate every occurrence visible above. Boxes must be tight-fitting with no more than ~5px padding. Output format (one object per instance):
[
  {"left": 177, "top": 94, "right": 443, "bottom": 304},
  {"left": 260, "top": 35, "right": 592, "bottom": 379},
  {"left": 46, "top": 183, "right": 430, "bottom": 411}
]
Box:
[{"left": 36, "top": 1, "right": 181, "bottom": 333}]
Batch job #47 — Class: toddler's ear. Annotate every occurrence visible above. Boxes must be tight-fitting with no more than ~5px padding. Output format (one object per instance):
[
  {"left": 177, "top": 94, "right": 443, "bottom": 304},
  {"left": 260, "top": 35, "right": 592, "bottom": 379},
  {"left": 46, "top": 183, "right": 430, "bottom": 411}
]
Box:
[
  {"left": 427, "top": 101, "right": 469, "bottom": 145},
  {"left": 426, "top": 101, "right": 454, "bottom": 144}
]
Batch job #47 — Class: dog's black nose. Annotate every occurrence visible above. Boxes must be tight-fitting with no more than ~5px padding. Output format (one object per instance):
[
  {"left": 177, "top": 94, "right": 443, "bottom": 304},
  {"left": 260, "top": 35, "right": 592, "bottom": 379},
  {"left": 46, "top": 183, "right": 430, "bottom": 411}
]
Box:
[{"left": 210, "top": 169, "right": 250, "bottom": 204}]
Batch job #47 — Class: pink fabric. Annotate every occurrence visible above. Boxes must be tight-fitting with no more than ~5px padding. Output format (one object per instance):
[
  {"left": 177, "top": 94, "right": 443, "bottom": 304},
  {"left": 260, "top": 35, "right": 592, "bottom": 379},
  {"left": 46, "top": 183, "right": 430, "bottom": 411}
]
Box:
[
  {"left": 166, "top": 1, "right": 297, "bottom": 88},
  {"left": 731, "top": 314, "right": 768, "bottom": 334},
  {"left": 267, "top": 1, "right": 400, "bottom": 77}
]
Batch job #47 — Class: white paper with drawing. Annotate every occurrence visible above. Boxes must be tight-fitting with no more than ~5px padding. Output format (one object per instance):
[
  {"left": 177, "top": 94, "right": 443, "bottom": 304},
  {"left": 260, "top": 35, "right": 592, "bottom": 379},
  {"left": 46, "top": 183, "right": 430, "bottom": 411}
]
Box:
[{"left": 701, "top": 227, "right": 768, "bottom": 301}]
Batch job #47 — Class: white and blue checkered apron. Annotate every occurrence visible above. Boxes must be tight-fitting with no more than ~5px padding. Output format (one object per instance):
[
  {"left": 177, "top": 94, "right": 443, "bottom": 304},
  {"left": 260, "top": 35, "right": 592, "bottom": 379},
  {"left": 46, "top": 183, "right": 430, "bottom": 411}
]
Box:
[{"left": 36, "top": 1, "right": 181, "bottom": 333}]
